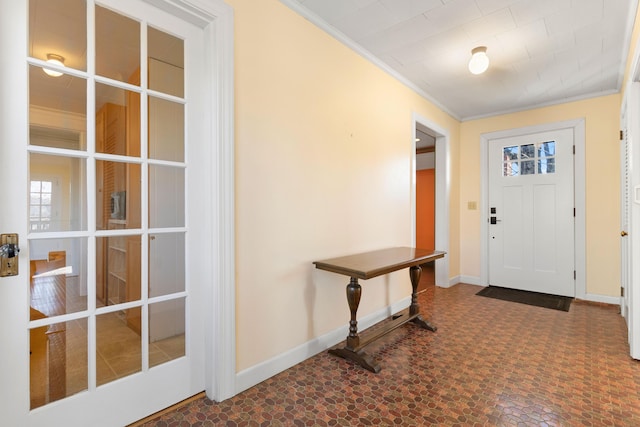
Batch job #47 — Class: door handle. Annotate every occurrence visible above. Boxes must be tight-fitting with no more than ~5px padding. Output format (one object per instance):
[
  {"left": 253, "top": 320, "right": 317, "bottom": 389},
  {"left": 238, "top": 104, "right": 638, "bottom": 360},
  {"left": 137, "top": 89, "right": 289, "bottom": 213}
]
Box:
[
  {"left": 0, "top": 243, "right": 18, "bottom": 258},
  {"left": 0, "top": 233, "right": 19, "bottom": 277},
  {"left": 621, "top": 231, "right": 629, "bottom": 237}
]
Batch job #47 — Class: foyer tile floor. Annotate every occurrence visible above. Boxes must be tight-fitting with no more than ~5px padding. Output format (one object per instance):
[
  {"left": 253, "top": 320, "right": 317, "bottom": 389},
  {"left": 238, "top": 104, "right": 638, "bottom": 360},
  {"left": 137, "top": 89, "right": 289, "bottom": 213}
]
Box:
[{"left": 138, "top": 280, "right": 640, "bottom": 426}]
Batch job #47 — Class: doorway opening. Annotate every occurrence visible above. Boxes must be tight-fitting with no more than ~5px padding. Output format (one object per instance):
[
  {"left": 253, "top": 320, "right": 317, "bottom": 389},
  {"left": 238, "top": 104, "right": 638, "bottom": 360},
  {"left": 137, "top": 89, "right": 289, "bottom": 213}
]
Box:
[
  {"left": 412, "top": 113, "right": 450, "bottom": 289},
  {"left": 415, "top": 125, "right": 436, "bottom": 292}
]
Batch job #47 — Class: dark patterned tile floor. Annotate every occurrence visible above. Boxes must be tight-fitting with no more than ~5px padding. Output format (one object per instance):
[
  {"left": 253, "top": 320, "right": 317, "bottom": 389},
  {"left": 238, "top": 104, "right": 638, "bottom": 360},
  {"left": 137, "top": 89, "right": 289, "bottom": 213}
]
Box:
[{"left": 137, "top": 282, "right": 640, "bottom": 426}]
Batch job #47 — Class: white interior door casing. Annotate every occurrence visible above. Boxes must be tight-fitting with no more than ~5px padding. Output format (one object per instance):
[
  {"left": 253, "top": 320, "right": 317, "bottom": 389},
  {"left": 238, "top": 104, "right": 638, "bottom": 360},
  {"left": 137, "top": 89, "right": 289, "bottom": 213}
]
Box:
[
  {"left": 621, "top": 103, "right": 630, "bottom": 322},
  {"left": 412, "top": 113, "right": 450, "bottom": 288},
  {"left": 488, "top": 128, "right": 575, "bottom": 297},
  {"left": 624, "top": 82, "right": 640, "bottom": 359}
]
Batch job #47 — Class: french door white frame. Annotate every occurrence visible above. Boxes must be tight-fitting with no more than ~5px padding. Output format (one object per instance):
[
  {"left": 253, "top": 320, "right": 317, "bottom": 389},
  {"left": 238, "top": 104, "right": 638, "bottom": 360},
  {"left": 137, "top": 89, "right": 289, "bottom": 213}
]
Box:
[
  {"left": 480, "top": 119, "right": 586, "bottom": 299},
  {"left": 0, "top": 0, "right": 236, "bottom": 424}
]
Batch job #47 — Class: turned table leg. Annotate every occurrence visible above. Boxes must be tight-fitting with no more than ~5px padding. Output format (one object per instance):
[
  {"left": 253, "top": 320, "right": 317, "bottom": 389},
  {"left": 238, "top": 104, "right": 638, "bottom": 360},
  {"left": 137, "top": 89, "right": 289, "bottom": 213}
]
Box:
[
  {"left": 345, "top": 277, "right": 361, "bottom": 349},
  {"left": 409, "top": 264, "right": 437, "bottom": 332},
  {"left": 328, "top": 277, "right": 381, "bottom": 373}
]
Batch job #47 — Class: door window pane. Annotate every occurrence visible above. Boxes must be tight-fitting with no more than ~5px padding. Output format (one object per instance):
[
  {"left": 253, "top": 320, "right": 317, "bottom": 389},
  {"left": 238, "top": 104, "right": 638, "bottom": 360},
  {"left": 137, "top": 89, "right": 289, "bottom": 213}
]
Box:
[
  {"left": 29, "top": 154, "right": 86, "bottom": 232},
  {"left": 149, "top": 298, "right": 186, "bottom": 368},
  {"left": 96, "top": 161, "right": 141, "bottom": 230},
  {"left": 95, "top": 5, "right": 140, "bottom": 83},
  {"left": 520, "top": 144, "right": 535, "bottom": 159},
  {"left": 539, "top": 141, "right": 556, "bottom": 157},
  {"left": 96, "top": 310, "right": 141, "bottom": 386},
  {"left": 30, "top": 318, "right": 87, "bottom": 409},
  {"left": 149, "top": 233, "right": 185, "bottom": 297},
  {"left": 29, "top": 0, "right": 87, "bottom": 72},
  {"left": 521, "top": 160, "right": 535, "bottom": 175},
  {"left": 149, "top": 96, "right": 184, "bottom": 162},
  {"left": 503, "top": 161, "right": 519, "bottom": 176},
  {"left": 96, "top": 83, "right": 140, "bottom": 157},
  {"left": 148, "top": 27, "right": 184, "bottom": 98},
  {"left": 539, "top": 158, "right": 556, "bottom": 174},
  {"left": 149, "top": 165, "right": 185, "bottom": 228},
  {"left": 96, "top": 236, "right": 141, "bottom": 307},
  {"left": 30, "top": 237, "right": 88, "bottom": 317},
  {"left": 29, "top": 65, "right": 87, "bottom": 150}
]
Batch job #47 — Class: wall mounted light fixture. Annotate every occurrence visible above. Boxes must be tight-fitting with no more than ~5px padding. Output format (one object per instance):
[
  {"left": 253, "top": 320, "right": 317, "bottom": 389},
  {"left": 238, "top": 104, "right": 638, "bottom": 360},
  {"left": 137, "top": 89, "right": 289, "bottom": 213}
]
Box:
[
  {"left": 43, "top": 54, "right": 65, "bottom": 77},
  {"left": 468, "top": 46, "right": 489, "bottom": 75}
]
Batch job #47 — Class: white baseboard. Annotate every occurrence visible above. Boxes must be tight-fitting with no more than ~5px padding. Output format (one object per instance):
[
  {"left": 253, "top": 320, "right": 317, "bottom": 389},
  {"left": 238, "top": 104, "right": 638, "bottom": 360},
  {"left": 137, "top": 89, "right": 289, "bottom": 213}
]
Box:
[
  {"left": 581, "top": 293, "right": 620, "bottom": 306},
  {"left": 234, "top": 296, "right": 411, "bottom": 395},
  {"left": 234, "top": 284, "right": 620, "bottom": 396}
]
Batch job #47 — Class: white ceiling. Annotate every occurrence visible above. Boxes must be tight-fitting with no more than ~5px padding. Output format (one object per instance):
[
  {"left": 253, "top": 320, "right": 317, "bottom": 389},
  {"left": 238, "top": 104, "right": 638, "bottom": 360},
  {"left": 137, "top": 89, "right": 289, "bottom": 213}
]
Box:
[{"left": 285, "top": 0, "right": 638, "bottom": 120}]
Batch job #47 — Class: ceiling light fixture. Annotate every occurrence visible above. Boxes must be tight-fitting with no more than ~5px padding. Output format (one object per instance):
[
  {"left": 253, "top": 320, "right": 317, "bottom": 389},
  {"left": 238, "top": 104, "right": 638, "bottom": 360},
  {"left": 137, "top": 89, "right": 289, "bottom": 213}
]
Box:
[
  {"left": 43, "top": 54, "right": 65, "bottom": 77},
  {"left": 468, "top": 46, "right": 489, "bottom": 75}
]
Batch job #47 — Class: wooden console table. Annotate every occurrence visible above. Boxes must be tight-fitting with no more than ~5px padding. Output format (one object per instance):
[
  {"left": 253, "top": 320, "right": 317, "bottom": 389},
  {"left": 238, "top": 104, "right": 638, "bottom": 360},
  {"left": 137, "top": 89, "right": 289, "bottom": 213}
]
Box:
[{"left": 313, "top": 247, "right": 445, "bottom": 373}]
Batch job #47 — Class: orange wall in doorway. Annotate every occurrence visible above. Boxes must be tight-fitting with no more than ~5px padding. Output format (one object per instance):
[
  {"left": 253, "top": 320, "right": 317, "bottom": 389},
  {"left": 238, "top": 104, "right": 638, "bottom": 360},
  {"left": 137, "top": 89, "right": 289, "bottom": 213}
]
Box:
[{"left": 416, "top": 169, "right": 435, "bottom": 249}]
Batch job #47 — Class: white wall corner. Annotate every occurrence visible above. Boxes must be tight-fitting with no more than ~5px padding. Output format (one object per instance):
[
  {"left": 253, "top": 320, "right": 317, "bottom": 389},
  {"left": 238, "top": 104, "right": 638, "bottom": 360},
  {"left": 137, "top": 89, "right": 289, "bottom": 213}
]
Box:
[{"left": 455, "top": 275, "right": 482, "bottom": 286}]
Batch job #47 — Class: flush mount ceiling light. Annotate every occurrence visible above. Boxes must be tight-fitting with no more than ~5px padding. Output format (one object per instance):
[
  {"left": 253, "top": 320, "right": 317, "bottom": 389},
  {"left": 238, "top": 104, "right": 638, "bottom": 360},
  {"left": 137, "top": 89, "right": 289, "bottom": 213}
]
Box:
[
  {"left": 468, "top": 46, "right": 489, "bottom": 75},
  {"left": 43, "top": 53, "right": 65, "bottom": 77}
]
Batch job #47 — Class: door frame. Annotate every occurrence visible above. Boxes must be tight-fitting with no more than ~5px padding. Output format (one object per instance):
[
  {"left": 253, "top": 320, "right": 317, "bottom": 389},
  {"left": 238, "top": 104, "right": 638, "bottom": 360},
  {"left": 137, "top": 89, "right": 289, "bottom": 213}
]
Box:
[
  {"left": 622, "top": 82, "right": 640, "bottom": 359},
  {"left": 620, "top": 92, "right": 630, "bottom": 321},
  {"left": 412, "top": 113, "right": 450, "bottom": 287},
  {"left": 480, "top": 119, "right": 586, "bottom": 299},
  {"left": 0, "top": 0, "right": 236, "bottom": 423}
]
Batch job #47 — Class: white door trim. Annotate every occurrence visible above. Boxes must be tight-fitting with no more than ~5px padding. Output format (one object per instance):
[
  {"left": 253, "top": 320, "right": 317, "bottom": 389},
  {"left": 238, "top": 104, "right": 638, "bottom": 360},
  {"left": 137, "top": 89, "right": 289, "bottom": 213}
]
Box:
[
  {"left": 142, "top": 0, "right": 236, "bottom": 401},
  {"left": 622, "top": 82, "right": 640, "bottom": 359},
  {"left": 480, "top": 119, "right": 587, "bottom": 299},
  {"left": 412, "top": 113, "right": 450, "bottom": 287}
]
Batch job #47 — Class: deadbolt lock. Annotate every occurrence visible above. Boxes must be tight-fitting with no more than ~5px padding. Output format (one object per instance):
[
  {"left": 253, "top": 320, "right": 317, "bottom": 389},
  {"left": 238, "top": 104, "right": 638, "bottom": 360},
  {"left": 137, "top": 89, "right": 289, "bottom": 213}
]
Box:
[{"left": 0, "top": 233, "right": 19, "bottom": 277}]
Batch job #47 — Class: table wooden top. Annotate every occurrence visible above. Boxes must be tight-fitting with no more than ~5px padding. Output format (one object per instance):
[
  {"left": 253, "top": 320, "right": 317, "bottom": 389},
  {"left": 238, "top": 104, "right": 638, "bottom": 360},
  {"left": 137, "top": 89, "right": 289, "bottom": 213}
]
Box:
[{"left": 313, "top": 247, "right": 446, "bottom": 280}]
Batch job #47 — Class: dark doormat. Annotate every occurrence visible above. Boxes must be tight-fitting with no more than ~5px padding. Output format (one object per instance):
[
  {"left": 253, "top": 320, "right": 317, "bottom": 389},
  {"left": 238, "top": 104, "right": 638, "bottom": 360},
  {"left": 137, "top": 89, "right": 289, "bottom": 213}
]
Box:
[{"left": 476, "top": 286, "right": 573, "bottom": 312}]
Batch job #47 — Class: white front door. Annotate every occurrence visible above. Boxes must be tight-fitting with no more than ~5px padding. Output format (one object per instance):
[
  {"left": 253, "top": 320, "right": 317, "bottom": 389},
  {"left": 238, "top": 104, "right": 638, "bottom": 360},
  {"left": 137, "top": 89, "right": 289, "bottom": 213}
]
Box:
[
  {"left": 488, "top": 128, "right": 575, "bottom": 297},
  {"left": 0, "top": 1, "right": 214, "bottom": 425}
]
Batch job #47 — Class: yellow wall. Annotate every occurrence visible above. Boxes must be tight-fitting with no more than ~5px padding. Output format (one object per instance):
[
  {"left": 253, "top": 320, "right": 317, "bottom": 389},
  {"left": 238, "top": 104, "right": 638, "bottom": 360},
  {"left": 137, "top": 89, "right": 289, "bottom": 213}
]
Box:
[
  {"left": 228, "top": 0, "right": 460, "bottom": 371},
  {"left": 460, "top": 94, "right": 621, "bottom": 296},
  {"left": 228, "top": 0, "right": 629, "bottom": 374}
]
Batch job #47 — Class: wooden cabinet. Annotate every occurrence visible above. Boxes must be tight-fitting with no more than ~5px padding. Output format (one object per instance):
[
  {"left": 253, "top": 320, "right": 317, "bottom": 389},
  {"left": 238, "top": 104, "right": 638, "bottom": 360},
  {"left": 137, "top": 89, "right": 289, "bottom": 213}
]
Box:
[
  {"left": 106, "top": 221, "right": 127, "bottom": 305},
  {"left": 95, "top": 73, "right": 141, "bottom": 334},
  {"left": 96, "top": 103, "right": 126, "bottom": 304}
]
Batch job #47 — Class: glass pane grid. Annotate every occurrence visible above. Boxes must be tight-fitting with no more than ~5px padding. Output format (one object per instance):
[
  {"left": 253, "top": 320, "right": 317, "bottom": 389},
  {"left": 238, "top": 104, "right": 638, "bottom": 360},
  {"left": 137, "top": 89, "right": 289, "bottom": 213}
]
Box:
[
  {"left": 502, "top": 141, "right": 556, "bottom": 177},
  {"left": 28, "top": 1, "right": 188, "bottom": 406}
]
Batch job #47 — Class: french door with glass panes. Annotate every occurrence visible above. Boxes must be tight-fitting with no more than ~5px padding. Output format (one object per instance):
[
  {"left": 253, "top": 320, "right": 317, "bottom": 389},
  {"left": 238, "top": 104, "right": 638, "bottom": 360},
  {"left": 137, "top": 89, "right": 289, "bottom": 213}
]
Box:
[{"left": 0, "top": 1, "right": 212, "bottom": 425}]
